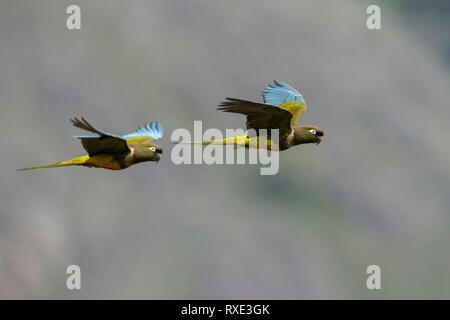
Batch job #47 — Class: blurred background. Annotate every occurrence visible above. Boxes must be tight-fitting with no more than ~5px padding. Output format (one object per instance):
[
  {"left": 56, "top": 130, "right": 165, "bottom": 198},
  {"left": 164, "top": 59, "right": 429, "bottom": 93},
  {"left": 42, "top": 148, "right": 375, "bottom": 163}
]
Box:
[{"left": 1, "top": 0, "right": 449, "bottom": 299}]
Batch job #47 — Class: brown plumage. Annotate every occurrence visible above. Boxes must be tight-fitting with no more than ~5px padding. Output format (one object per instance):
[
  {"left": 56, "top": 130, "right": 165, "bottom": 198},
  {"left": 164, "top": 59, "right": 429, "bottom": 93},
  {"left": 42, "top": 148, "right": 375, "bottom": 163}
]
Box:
[{"left": 218, "top": 97, "right": 323, "bottom": 150}]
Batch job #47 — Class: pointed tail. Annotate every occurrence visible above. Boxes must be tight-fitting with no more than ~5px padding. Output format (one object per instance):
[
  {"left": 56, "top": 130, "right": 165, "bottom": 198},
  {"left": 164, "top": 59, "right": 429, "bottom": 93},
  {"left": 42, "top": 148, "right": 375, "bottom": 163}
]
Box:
[{"left": 17, "top": 156, "right": 88, "bottom": 171}]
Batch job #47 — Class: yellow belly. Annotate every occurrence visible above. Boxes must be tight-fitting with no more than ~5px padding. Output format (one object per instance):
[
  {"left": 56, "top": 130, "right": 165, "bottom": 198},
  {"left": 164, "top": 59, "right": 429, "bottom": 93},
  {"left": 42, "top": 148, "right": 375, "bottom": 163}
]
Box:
[
  {"left": 85, "top": 155, "right": 122, "bottom": 170},
  {"left": 220, "top": 135, "right": 279, "bottom": 151},
  {"left": 247, "top": 136, "right": 279, "bottom": 151}
]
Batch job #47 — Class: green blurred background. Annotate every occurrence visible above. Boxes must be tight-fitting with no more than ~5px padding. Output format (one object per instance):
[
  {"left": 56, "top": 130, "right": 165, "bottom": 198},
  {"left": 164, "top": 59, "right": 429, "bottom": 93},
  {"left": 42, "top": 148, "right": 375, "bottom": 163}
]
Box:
[{"left": 1, "top": 0, "right": 449, "bottom": 299}]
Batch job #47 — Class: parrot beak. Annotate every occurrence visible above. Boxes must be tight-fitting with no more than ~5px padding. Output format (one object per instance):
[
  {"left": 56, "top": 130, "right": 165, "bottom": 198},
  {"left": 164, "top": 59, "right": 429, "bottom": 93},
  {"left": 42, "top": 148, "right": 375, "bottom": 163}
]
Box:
[
  {"left": 154, "top": 154, "right": 161, "bottom": 163},
  {"left": 315, "top": 137, "right": 322, "bottom": 145}
]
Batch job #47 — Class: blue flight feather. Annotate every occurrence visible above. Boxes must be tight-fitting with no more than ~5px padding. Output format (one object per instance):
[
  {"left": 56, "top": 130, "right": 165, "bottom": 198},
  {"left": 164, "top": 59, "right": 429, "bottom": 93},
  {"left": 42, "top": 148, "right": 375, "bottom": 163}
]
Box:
[
  {"left": 121, "top": 121, "right": 163, "bottom": 140},
  {"left": 262, "top": 80, "right": 305, "bottom": 106}
]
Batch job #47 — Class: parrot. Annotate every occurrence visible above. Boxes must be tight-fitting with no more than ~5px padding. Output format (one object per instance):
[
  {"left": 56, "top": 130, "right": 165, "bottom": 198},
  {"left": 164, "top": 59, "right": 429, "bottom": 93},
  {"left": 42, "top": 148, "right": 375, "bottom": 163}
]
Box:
[
  {"left": 17, "top": 117, "right": 163, "bottom": 171},
  {"left": 186, "top": 80, "right": 324, "bottom": 151}
]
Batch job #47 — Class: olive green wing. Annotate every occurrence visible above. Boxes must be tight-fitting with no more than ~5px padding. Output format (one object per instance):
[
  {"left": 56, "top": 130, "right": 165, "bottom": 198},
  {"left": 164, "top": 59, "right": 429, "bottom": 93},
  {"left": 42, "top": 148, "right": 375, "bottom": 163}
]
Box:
[
  {"left": 278, "top": 101, "right": 307, "bottom": 126},
  {"left": 217, "top": 98, "right": 292, "bottom": 138},
  {"left": 71, "top": 117, "right": 130, "bottom": 156}
]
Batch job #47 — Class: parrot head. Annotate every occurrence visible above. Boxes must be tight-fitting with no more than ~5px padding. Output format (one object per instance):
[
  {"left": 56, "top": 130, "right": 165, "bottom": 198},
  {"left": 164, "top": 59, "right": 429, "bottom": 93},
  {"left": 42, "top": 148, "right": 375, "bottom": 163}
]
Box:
[
  {"left": 133, "top": 143, "right": 163, "bottom": 163},
  {"left": 293, "top": 126, "right": 324, "bottom": 145}
]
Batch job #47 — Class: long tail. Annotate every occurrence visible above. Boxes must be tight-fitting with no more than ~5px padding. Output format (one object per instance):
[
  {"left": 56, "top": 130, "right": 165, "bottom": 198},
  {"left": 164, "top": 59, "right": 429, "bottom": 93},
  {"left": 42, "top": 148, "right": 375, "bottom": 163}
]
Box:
[
  {"left": 17, "top": 156, "right": 89, "bottom": 171},
  {"left": 175, "top": 135, "right": 277, "bottom": 150},
  {"left": 176, "top": 135, "right": 249, "bottom": 146}
]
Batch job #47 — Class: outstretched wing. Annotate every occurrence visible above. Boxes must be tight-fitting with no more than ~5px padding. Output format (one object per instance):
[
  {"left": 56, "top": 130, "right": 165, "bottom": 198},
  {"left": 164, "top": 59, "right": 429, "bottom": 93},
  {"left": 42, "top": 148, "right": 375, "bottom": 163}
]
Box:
[
  {"left": 217, "top": 98, "right": 292, "bottom": 138},
  {"left": 262, "top": 80, "right": 307, "bottom": 125},
  {"left": 121, "top": 121, "right": 163, "bottom": 145},
  {"left": 71, "top": 117, "right": 130, "bottom": 156}
]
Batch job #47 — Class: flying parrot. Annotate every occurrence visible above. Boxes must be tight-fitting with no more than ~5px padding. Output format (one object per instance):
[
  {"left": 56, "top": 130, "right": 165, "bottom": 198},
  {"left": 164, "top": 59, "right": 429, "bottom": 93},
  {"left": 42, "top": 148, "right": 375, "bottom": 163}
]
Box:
[
  {"left": 187, "top": 80, "right": 324, "bottom": 150},
  {"left": 17, "top": 117, "right": 163, "bottom": 171}
]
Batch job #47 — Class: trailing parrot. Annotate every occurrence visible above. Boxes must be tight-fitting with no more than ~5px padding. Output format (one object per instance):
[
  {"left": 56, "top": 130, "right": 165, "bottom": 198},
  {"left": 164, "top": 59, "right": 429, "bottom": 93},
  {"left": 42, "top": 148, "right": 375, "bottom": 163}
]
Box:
[
  {"left": 17, "top": 117, "right": 163, "bottom": 171},
  {"left": 185, "top": 80, "right": 324, "bottom": 151}
]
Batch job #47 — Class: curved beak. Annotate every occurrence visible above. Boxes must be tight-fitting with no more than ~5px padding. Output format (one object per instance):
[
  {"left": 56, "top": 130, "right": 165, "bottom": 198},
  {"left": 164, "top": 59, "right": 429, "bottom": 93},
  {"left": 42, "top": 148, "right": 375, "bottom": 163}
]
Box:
[
  {"left": 154, "top": 154, "right": 161, "bottom": 163},
  {"left": 315, "top": 136, "right": 322, "bottom": 145}
]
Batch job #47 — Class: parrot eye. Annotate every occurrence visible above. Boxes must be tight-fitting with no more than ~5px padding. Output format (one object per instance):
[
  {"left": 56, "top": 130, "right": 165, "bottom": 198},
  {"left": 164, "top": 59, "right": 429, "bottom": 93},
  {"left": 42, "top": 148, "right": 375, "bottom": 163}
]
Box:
[
  {"left": 149, "top": 146, "right": 156, "bottom": 152},
  {"left": 309, "top": 129, "right": 317, "bottom": 135}
]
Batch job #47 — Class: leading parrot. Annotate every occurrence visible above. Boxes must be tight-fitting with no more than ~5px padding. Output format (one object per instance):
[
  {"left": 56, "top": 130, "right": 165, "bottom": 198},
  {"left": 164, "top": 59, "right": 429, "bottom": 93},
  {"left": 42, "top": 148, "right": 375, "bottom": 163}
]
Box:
[
  {"left": 17, "top": 117, "right": 163, "bottom": 171},
  {"left": 187, "top": 80, "right": 324, "bottom": 151}
]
